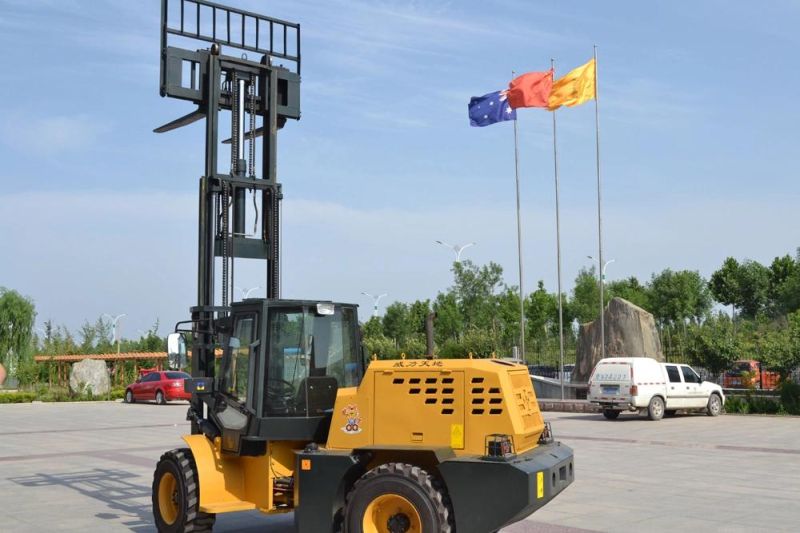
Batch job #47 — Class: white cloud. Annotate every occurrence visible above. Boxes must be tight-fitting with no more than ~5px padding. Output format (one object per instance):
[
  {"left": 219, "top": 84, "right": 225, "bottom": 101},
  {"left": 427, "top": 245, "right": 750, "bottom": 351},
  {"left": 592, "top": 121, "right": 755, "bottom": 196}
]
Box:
[{"left": 1, "top": 115, "right": 108, "bottom": 155}]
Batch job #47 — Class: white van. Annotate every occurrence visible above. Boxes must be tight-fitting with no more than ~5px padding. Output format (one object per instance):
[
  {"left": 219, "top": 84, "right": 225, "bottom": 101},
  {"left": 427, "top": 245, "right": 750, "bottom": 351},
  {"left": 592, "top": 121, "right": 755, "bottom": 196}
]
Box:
[{"left": 587, "top": 357, "right": 725, "bottom": 420}]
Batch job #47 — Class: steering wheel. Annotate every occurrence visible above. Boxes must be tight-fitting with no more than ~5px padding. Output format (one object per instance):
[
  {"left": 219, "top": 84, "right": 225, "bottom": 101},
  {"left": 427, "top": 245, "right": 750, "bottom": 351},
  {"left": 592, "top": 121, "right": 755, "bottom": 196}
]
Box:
[{"left": 266, "top": 379, "right": 297, "bottom": 413}]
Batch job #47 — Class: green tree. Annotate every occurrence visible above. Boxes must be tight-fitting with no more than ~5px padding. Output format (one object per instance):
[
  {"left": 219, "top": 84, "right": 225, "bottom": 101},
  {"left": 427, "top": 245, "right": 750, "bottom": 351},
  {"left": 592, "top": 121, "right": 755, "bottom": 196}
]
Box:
[
  {"left": 407, "top": 299, "right": 431, "bottom": 337},
  {"left": 361, "top": 316, "right": 383, "bottom": 338},
  {"left": 432, "top": 292, "right": 462, "bottom": 344},
  {"left": 649, "top": 269, "right": 711, "bottom": 325},
  {"left": 768, "top": 252, "right": 800, "bottom": 316},
  {"left": 451, "top": 260, "right": 504, "bottom": 331},
  {"left": 606, "top": 276, "right": 650, "bottom": 310},
  {"left": 382, "top": 302, "right": 411, "bottom": 347},
  {"left": 496, "top": 288, "right": 522, "bottom": 353},
  {"left": 685, "top": 314, "right": 740, "bottom": 374},
  {"left": 571, "top": 267, "right": 600, "bottom": 324},
  {"left": 735, "top": 261, "right": 771, "bottom": 318},
  {"left": 709, "top": 257, "right": 741, "bottom": 311},
  {"left": 0, "top": 288, "right": 37, "bottom": 377},
  {"left": 526, "top": 281, "right": 557, "bottom": 340}
]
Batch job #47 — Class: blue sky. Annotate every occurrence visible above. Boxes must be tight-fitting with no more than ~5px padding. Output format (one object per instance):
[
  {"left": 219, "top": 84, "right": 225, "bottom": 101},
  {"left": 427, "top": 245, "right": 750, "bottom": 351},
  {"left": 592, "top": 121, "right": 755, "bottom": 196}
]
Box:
[{"left": 2, "top": 0, "right": 799, "bottom": 338}]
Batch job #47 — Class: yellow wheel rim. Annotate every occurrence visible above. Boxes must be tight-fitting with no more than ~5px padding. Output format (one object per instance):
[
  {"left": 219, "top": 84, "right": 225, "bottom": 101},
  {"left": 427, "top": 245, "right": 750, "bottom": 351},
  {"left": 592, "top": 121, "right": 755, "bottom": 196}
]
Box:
[
  {"left": 158, "top": 471, "right": 179, "bottom": 525},
  {"left": 362, "top": 493, "right": 422, "bottom": 533}
]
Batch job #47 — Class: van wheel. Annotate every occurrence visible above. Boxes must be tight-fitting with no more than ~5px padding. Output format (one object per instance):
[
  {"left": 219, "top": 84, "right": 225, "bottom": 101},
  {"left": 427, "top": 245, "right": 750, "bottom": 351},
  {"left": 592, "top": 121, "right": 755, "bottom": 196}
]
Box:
[
  {"left": 707, "top": 393, "right": 722, "bottom": 417},
  {"left": 647, "top": 396, "right": 665, "bottom": 421},
  {"left": 602, "top": 409, "right": 620, "bottom": 420}
]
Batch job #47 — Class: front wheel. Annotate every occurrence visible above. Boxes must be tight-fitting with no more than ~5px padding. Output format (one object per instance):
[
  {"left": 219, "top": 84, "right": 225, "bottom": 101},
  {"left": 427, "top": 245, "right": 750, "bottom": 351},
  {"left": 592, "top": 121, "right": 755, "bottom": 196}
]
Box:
[
  {"left": 124, "top": 390, "right": 135, "bottom": 404},
  {"left": 152, "top": 448, "right": 215, "bottom": 533},
  {"left": 344, "top": 463, "right": 453, "bottom": 533},
  {"left": 648, "top": 396, "right": 665, "bottom": 421},
  {"left": 156, "top": 390, "right": 166, "bottom": 405},
  {"left": 707, "top": 393, "right": 722, "bottom": 417},
  {"left": 602, "top": 409, "right": 620, "bottom": 420}
]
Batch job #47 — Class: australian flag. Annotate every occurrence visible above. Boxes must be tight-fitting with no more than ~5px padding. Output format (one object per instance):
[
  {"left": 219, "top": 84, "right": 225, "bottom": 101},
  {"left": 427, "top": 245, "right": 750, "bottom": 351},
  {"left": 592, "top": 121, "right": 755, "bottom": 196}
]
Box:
[{"left": 468, "top": 90, "right": 516, "bottom": 127}]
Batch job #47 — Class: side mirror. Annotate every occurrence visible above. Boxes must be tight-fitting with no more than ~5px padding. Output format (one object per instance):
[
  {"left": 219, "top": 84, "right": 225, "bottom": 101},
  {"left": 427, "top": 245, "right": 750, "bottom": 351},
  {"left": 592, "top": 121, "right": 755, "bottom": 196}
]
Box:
[{"left": 167, "top": 333, "right": 188, "bottom": 370}]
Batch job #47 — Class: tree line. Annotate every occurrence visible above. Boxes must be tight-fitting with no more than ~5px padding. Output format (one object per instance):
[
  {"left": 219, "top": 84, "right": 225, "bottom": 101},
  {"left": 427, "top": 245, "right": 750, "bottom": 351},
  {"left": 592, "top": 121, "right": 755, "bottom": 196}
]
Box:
[
  {"left": 362, "top": 250, "right": 800, "bottom": 377},
  {"left": 4, "top": 249, "right": 800, "bottom": 382}
]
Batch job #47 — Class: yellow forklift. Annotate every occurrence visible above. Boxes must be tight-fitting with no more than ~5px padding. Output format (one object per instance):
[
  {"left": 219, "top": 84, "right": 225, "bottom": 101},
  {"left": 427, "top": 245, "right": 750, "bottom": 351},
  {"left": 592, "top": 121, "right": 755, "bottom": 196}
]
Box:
[{"left": 152, "top": 1, "right": 573, "bottom": 531}]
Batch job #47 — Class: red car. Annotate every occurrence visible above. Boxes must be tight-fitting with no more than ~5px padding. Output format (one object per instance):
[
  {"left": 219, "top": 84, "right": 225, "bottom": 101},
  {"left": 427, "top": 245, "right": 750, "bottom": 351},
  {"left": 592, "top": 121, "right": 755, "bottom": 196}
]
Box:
[{"left": 124, "top": 371, "right": 192, "bottom": 404}]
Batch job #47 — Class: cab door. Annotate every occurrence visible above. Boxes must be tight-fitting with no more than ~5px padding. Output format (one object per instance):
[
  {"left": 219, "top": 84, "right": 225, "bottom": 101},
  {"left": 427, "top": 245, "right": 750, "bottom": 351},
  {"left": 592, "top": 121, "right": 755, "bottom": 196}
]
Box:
[
  {"left": 664, "top": 365, "right": 686, "bottom": 408},
  {"left": 214, "top": 309, "right": 262, "bottom": 454},
  {"left": 680, "top": 365, "right": 707, "bottom": 408}
]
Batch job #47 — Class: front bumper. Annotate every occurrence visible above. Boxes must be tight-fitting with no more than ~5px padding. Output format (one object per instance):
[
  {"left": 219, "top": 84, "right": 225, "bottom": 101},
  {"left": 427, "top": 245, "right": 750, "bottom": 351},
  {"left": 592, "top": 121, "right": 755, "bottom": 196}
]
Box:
[{"left": 438, "top": 441, "right": 574, "bottom": 533}]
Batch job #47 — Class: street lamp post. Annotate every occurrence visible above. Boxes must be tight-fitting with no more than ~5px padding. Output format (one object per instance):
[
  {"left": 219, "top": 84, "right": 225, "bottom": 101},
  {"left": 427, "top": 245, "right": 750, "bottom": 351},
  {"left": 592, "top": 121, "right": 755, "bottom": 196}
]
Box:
[
  {"left": 103, "top": 313, "right": 127, "bottom": 355},
  {"left": 235, "top": 286, "right": 262, "bottom": 299},
  {"left": 587, "top": 256, "right": 614, "bottom": 359},
  {"left": 361, "top": 292, "right": 387, "bottom": 318},
  {"left": 434, "top": 241, "right": 475, "bottom": 263}
]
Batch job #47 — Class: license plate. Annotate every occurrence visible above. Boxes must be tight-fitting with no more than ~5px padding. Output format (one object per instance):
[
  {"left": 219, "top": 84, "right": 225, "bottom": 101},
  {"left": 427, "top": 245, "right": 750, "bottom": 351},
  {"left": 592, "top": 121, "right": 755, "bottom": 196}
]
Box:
[{"left": 602, "top": 386, "right": 619, "bottom": 394}]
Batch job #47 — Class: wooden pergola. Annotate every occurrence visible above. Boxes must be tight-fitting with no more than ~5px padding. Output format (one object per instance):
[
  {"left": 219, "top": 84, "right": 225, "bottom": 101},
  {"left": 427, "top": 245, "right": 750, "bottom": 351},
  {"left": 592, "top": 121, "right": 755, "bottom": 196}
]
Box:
[
  {"left": 34, "top": 352, "right": 167, "bottom": 387},
  {"left": 34, "top": 350, "right": 223, "bottom": 387}
]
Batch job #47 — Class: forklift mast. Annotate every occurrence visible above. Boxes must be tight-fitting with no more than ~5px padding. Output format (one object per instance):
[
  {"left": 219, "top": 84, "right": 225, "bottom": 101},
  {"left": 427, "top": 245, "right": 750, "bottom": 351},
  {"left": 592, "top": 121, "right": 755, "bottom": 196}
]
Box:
[{"left": 156, "top": 0, "right": 301, "bottom": 427}]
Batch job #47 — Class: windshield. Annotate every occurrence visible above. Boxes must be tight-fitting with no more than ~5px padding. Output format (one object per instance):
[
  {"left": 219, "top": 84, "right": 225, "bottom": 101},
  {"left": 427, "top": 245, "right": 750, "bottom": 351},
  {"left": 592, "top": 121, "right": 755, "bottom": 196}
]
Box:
[{"left": 265, "top": 305, "right": 361, "bottom": 416}]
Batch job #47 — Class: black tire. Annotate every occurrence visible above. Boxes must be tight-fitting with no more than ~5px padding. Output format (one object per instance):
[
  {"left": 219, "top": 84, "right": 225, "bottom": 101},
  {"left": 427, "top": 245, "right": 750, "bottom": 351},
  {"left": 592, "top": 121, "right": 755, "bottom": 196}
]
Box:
[
  {"left": 124, "top": 389, "right": 135, "bottom": 404},
  {"left": 344, "top": 463, "right": 453, "bottom": 533},
  {"left": 665, "top": 410, "right": 677, "bottom": 418},
  {"left": 648, "top": 396, "right": 665, "bottom": 421},
  {"left": 707, "top": 393, "right": 722, "bottom": 417},
  {"left": 152, "top": 448, "right": 215, "bottom": 533},
  {"left": 602, "top": 409, "right": 620, "bottom": 420},
  {"left": 156, "top": 390, "right": 166, "bottom": 405}
]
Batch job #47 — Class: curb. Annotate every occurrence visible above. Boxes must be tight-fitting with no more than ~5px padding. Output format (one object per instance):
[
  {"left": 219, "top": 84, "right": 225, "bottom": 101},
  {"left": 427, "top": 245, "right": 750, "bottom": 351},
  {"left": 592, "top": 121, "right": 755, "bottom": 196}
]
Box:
[{"left": 538, "top": 400, "right": 600, "bottom": 413}]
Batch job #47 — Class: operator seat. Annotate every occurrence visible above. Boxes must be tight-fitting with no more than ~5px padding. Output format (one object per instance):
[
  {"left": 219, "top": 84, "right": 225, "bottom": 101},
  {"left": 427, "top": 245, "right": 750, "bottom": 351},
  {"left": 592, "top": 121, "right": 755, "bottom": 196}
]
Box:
[{"left": 293, "top": 376, "right": 338, "bottom": 415}]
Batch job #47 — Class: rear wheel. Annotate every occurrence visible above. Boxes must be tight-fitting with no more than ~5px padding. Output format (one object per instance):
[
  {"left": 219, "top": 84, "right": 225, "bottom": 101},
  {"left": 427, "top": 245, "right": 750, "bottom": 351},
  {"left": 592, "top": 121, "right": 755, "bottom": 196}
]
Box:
[
  {"left": 156, "top": 390, "right": 166, "bottom": 405},
  {"left": 648, "top": 396, "right": 665, "bottom": 421},
  {"left": 602, "top": 409, "right": 620, "bottom": 420},
  {"left": 124, "top": 390, "right": 135, "bottom": 404},
  {"left": 707, "top": 393, "right": 722, "bottom": 417},
  {"left": 344, "top": 463, "right": 453, "bottom": 533},
  {"left": 152, "top": 448, "right": 215, "bottom": 533}
]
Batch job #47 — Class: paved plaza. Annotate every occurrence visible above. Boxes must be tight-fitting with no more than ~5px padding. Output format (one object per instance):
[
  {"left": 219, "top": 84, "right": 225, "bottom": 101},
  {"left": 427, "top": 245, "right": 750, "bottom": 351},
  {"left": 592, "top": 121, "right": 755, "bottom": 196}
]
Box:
[{"left": 0, "top": 401, "right": 798, "bottom": 532}]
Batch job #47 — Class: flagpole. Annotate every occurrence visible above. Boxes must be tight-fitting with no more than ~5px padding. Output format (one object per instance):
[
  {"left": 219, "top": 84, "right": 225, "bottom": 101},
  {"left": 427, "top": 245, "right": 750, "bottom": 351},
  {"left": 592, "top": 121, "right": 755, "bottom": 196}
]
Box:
[
  {"left": 593, "top": 45, "right": 606, "bottom": 360},
  {"left": 551, "top": 58, "right": 565, "bottom": 400},
  {"left": 511, "top": 70, "right": 526, "bottom": 362}
]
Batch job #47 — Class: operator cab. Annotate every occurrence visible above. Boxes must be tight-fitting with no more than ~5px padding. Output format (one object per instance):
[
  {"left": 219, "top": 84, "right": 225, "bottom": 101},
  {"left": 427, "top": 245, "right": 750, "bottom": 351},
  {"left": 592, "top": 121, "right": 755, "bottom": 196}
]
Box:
[
  {"left": 172, "top": 299, "right": 365, "bottom": 455},
  {"left": 220, "top": 299, "right": 363, "bottom": 417}
]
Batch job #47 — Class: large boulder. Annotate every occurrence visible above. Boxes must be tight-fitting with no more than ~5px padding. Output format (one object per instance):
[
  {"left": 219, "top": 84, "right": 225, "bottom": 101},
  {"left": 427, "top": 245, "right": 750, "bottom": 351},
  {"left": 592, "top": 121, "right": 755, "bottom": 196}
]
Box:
[
  {"left": 69, "top": 359, "right": 111, "bottom": 396},
  {"left": 572, "top": 297, "right": 663, "bottom": 383}
]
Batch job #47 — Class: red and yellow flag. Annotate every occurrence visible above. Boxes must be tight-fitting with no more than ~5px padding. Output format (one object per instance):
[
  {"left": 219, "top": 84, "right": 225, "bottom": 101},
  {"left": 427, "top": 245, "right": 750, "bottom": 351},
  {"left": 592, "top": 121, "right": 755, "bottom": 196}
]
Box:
[
  {"left": 507, "top": 70, "right": 553, "bottom": 109},
  {"left": 547, "top": 59, "right": 596, "bottom": 111}
]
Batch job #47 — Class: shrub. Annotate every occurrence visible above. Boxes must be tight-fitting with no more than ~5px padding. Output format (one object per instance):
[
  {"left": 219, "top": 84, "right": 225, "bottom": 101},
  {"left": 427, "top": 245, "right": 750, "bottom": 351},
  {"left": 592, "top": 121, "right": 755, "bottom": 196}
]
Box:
[
  {"left": 0, "top": 391, "right": 37, "bottom": 403},
  {"left": 778, "top": 380, "right": 800, "bottom": 415},
  {"left": 724, "top": 396, "right": 747, "bottom": 414}
]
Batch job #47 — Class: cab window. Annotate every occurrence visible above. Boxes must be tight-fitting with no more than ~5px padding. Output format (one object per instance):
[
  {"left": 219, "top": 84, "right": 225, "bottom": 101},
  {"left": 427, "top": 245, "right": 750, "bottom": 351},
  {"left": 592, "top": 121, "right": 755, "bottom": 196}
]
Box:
[
  {"left": 681, "top": 366, "right": 700, "bottom": 384},
  {"left": 222, "top": 313, "right": 258, "bottom": 402},
  {"left": 665, "top": 365, "right": 682, "bottom": 383},
  {"left": 265, "top": 305, "right": 361, "bottom": 417}
]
